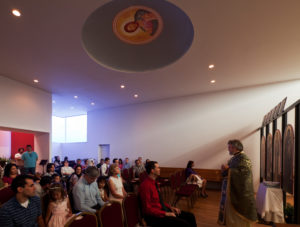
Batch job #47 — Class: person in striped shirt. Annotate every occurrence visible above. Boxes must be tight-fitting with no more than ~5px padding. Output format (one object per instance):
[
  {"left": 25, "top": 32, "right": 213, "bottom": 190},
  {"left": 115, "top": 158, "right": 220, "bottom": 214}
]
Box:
[{"left": 0, "top": 175, "right": 45, "bottom": 227}]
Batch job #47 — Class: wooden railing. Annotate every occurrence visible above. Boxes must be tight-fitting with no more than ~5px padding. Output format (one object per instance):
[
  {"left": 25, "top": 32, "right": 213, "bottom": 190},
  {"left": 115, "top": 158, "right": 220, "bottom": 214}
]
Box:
[{"left": 160, "top": 167, "right": 222, "bottom": 182}]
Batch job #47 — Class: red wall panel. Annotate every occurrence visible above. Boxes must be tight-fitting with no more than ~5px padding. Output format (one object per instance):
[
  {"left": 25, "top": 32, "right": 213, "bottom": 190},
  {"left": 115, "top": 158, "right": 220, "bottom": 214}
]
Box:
[{"left": 11, "top": 132, "right": 34, "bottom": 158}]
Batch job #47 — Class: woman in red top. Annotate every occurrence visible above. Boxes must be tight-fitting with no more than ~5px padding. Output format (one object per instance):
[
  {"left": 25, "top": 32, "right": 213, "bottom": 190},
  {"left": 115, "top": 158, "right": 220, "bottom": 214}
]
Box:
[
  {"left": 118, "top": 159, "right": 123, "bottom": 170},
  {"left": 2, "top": 163, "right": 18, "bottom": 187}
]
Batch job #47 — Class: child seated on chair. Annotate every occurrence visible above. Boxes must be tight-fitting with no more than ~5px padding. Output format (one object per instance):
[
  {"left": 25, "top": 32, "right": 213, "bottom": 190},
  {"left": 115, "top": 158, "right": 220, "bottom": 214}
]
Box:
[{"left": 97, "top": 176, "right": 109, "bottom": 202}]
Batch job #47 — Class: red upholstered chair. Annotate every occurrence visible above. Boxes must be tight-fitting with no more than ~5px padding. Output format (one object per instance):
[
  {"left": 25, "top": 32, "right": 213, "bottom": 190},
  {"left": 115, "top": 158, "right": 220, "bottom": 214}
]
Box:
[
  {"left": 129, "top": 167, "right": 134, "bottom": 180},
  {"left": 175, "top": 171, "right": 183, "bottom": 188},
  {"left": 180, "top": 170, "right": 187, "bottom": 184},
  {"left": 173, "top": 184, "right": 197, "bottom": 207},
  {"left": 123, "top": 193, "right": 140, "bottom": 227},
  {"left": 170, "top": 174, "right": 177, "bottom": 191},
  {"left": 64, "top": 212, "right": 98, "bottom": 227},
  {"left": 98, "top": 201, "right": 124, "bottom": 227},
  {"left": 0, "top": 186, "right": 15, "bottom": 207},
  {"left": 157, "top": 176, "right": 171, "bottom": 199},
  {"left": 171, "top": 172, "right": 197, "bottom": 207},
  {"left": 122, "top": 169, "right": 130, "bottom": 182}
]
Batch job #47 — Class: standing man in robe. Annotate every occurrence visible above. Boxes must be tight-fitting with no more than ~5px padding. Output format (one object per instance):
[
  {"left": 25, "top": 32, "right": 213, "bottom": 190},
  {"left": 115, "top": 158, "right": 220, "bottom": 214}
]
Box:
[{"left": 218, "top": 139, "right": 257, "bottom": 227}]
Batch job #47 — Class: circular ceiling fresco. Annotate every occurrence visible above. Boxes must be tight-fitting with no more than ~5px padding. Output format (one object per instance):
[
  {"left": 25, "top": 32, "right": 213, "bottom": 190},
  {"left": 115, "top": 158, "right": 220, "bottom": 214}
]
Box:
[
  {"left": 82, "top": 0, "right": 194, "bottom": 72},
  {"left": 112, "top": 6, "right": 163, "bottom": 45}
]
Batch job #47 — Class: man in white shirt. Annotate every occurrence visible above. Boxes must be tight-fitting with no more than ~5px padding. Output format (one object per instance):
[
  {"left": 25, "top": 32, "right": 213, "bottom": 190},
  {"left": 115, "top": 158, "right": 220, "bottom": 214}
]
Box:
[
  {"left": 101, "top": 158, "right": 110, "bottom": 177},
  {"left": 15, "top": 148, "right": 25, "bottom": 169},
  {"left": 61, "top": 161, "right": 74, "bottom": 178}
]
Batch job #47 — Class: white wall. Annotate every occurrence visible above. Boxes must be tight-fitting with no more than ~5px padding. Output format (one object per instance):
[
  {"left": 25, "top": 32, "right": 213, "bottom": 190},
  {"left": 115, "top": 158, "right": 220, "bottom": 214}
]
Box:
[
  {"left": 60, "top": 80, "right": 300, "bottom": 190},
  {"left": 0, "top": 76, "right": 52, "bottom": 133},
  {"left": 0, "top": 130, "right": 11, "bottom": 159},
  {"left": 51, "top": 143, "right": 63, "bottom": 161},
  {"left": 0, "top": 76, "right": 52, "bottom": 162}
]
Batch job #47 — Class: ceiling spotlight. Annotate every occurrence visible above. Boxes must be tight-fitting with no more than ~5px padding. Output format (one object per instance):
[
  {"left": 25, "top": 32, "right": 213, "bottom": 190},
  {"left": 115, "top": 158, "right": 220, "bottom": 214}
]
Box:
[
  {"left": 133, "top": 94, "right": 139, "bottom": 98},
  {"left": 33, "top": 79, "right": 39, "bottom": 83},
  {"left": 91, "top": 102, "right": 95, "bottom": 106},
  {"left": 12, "top": 9, "right": 21, "bottom": 17},
  {"left": 120, "top": 84, "right": 125, "bottom": 89},
  {"left": 208, "top": 64, "right": 215, "bottom": 69},
  {"left": 70, "top": 106, "right": 74, "bottom": 110},
  {"left": 52, "top": 100, "right": 56, "bottom": 104},
  {"left": 74, "top": 95, "right": 78, "bottom": 99},
  {"left": 210, "top": 80, "right": 216, "bottom": 84}
]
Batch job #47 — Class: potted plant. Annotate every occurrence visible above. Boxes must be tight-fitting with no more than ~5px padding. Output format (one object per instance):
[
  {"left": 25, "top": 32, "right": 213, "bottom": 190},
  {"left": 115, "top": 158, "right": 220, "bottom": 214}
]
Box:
[{"left": 284, "top": 203, "right": 294, "bottom": 223}]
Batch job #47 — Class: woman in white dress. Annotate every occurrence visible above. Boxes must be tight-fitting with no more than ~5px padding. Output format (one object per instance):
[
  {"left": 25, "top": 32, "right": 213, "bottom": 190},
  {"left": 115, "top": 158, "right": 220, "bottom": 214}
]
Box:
[{"left": 108, "top": 163, "right": 127, "bottom": 202}]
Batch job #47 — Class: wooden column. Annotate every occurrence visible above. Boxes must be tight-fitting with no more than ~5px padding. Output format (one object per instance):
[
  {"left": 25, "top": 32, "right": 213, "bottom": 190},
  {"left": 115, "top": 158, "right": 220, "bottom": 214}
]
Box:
[
  {"left": 282, "top": 112, "right": 287, "bottom": 211},
  {"left": 294, "top": 104, "right": 300, "bottom": 223},
  {"left": 272, "top": 119, "right": 277, "bottom": 182},
  {"left": 260, "top": 127, "right": 264, "bottom": 182},
  {"left": 265, "top": 124, "right": 270, "bottom": 180}
]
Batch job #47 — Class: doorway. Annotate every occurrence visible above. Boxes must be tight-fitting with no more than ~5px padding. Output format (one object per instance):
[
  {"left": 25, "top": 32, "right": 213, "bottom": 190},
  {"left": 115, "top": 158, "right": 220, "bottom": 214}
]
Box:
[{"left": 98, "top": 144, "right": 110, "bottom": 162}]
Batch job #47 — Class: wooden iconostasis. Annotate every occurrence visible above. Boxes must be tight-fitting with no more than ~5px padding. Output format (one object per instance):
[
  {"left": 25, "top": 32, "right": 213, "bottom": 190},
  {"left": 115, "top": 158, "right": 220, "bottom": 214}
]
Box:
[{"left": 260, "top": 98, "right": 300, "bottom": 223}]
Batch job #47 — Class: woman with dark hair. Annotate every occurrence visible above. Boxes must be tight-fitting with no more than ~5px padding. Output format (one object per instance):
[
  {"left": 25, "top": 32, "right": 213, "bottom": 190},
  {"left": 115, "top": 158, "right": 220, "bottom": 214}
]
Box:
[
  {"left": 53, "top": 156, "right": 61, "bottom": 168},
  {"left": 119, "top": 158, "right": 123, "bottom": 170},
  {"left": 44, "top": 163, "right": 56, "bottom": 177},
  {"left": 185, "top": 160, "right": 208, "bottom": 198},
  {"left": 68, "top": 165, "right": 82, "bottom": 192},
  {"left": 2, "top": 163, "right": 19, "bottom": 187}
]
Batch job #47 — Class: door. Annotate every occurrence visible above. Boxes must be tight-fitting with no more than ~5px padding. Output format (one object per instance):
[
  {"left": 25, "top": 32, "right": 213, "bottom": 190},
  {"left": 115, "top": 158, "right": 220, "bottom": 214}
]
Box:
[{"left": 98, "top": 144, "right": 110, "bottom": 161}]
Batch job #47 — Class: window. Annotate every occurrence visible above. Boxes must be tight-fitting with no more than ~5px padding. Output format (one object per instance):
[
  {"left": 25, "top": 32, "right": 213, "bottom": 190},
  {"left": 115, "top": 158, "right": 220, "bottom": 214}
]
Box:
[
  {"left": 65, "top": 115, "right": 87, "bottom": 143},
  {"left": 52, "top": 115, "right": 87, "bottom": 143},
  {"left": 52, "top": 116, "right": 65, "bottom": 143}
]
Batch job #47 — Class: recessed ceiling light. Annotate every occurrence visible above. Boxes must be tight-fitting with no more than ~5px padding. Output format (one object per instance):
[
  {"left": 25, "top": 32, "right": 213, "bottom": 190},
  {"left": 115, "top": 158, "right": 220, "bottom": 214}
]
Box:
[
  {"left": 12, "top": 9, "right": 21, "bottom": 17},
  {"left": 91, "top": 102, "right": 95, "bottom": 106},
  {"left": 52, "top": 100, "right": 56, "bottom": 104},
  {"left": 74, "top": 95, "right": 78, "bottom": 99},
  {"left": 70, "top": 106, "right": 74, "bottom": 110},
  {"left": 134, "top": 94, "right": 139, "bottom": 98},
  {"left": 33, "top": 79, "right": 39, "bottom": 83},
  {"left": 120, "top": 84, "right": 125, "bottom": 89},
  {"left": 208, "top": 64, "right": 215, "bottom": 69},
  {"left": 210, "top": 79, "right": 216, "bottom": 84}
]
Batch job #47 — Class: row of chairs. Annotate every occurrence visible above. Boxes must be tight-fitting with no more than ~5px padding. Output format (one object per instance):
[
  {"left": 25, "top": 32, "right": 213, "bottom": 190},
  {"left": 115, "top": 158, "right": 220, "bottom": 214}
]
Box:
[
  {"left": 121, "top": 168, "right": 198, "bottom": 208},
  {"left": 65, "top": 193, "right": 142, "bottom": 227},
  {"left": 122, "top": 168, "right": 199, "bottom": 208},
  {"left": 0, "top": 185, "right": 142, "bottom": 227},
  {"left": 0, "top": 171, "right": 199, "bottom": 226}
]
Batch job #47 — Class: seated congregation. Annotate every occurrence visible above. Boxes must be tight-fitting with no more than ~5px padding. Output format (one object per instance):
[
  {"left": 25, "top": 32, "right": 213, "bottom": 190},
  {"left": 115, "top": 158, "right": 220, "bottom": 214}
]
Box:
[
  {"left": 0, "top": 154, "right": 204, "bottom": 227},
  {"left": 0, "top": 140, "right": 257, "bottom": 227}
]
